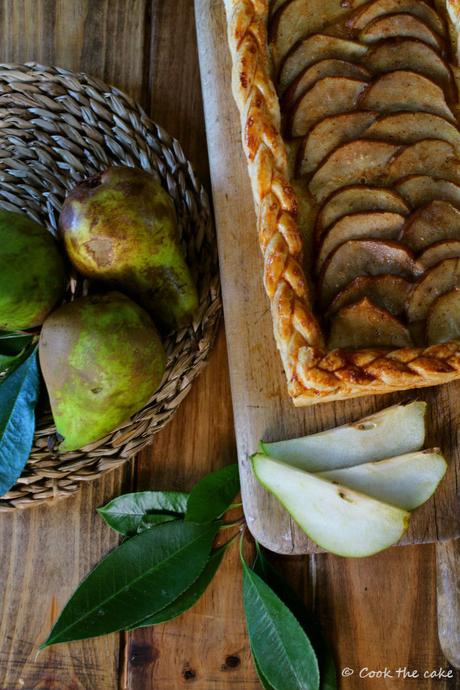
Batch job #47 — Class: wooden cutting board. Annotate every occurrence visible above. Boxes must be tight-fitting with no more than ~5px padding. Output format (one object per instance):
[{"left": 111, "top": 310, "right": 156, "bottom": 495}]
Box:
[{"left": 195, "top": 0, "right": 460, "bottom": 555}]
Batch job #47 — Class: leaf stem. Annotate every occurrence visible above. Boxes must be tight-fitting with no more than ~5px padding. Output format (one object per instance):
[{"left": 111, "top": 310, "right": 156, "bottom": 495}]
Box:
[
  {"left": 219, "top": 517, "right": 245, "bottom": 530},
  {"left": 227, "top": 502, "right": 243, "bottom": 510},
  {"left": 221, "top": 530, "right": 241, "bottom": 550}
]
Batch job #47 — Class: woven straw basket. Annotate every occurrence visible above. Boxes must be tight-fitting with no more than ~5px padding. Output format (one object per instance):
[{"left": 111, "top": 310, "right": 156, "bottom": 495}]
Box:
[{"left": 0, "top": 63, "right": 221, "bottom": 511}]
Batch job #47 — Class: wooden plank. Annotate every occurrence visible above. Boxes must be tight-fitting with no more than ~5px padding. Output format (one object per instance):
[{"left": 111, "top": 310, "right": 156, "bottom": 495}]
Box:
[
  {"left": 195, "top": 0, "right": 460, "bottom": 554},
  {"left": 271, "top": 544, "right": 459, "bottom": 689},
  {"left": 0, "top": 0, "right": 150, "bottom": 104},
  {"left": 126, "top": 10, "right": 263, "bottom": 675},
  {"left": 127, "top": 332, "right": 261, "bottom": 689},
  {"left": 0, "top": 471, "right": 128, "bottom": 689},
  {"left": 437, "top": 540, "right": 460, "bottom": 670},
  {"left": 0, "top": 4, "right": 457, "bottom": 690},
  {"left": 0, "top": 1, "right": 150, "bottom": 687}
]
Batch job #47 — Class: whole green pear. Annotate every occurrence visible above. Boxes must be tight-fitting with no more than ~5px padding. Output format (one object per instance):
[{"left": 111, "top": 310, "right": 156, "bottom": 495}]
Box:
[
  {"left": 0, "top": 211, "right": 67, "bottom": 330},
  {"left": 59, "top": 166, "right": 199, "bottom": 331},
  {"left": 39, "top": 292, "right": 166, "bottom": 452}
]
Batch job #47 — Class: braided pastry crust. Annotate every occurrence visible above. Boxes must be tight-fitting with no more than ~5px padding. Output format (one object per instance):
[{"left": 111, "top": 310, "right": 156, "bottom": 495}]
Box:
[{"left": 224, "top": 0, "right": 460, "bottom": 405}]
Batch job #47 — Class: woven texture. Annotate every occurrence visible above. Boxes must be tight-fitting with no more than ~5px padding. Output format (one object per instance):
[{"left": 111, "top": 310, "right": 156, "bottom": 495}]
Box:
[
  {"left": 224, "top": 0, "right": 460, "bottom": 406},
  {"left": 0, "top": 63, "right": 221, "bottom": 510}
]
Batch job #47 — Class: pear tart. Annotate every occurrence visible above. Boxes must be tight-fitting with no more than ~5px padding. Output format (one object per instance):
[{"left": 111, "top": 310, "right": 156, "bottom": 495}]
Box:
[{"left": 224, "top": 0, "right": 460, "bottom": 404}]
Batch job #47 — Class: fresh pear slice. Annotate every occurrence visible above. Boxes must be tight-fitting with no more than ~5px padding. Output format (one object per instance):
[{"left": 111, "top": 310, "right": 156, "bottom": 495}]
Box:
[
  {"left": 252, "top": 454, "right": 410, "bottom": 557},
  {"left": 318, "top": 449, "right": 447, "bottom": 510},
  {"left": 261, "top": 401, "right": 426, "bottom": 471}
]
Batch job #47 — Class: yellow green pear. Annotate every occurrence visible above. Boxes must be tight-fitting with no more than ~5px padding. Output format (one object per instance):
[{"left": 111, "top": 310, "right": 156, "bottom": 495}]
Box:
[
  {"left": 39, "top": 292, "right": 166, "bottom": 451},
  {"left": 0, "top": 211, "right": 66, "bottom": 330},
  {"left": 59, "top": 166, "right": 198, "bottom": 331}
]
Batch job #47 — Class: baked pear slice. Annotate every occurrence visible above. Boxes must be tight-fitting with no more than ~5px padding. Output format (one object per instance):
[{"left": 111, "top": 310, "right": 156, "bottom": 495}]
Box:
[
  {"left": 387, "top": 140, "right": 460, "bottom": 185},
  {"left": 283, "top": 59, "right": 370, "bottom": 110},
  {"left": 365, "top": 113, "right": 460, "bottom": 155},
  {"left": 278, "top": 34, "right": 367, "bottom": 94},
  {"left": 309, "top": 140, "right": 399, "bottom": 203},
  {"left": 359, "top": 13, "right": 445, "bottom": 52},
  {"left": 261, "top": 401, "right": 426, "bottom": 469},
  {"left": 319, "top": 239, "right": 419, "bottom": 306},
  {"left": 401, "top": 201, "right": 460, "bottom": 251},
  {"left": 328, "top": 298, "right": 412, "bottom": 349},
  {"left": 269, "top": 0, "right": 367, "bottom": 66},
  {"left": 316, "top": 186, "right": 410, "bottom": 235},
  {"left": 418, "top": 240, "right": 460, "bottom": 269},
  {"left": 319, "top": 450, "right": 447, "bottom": 511},
  {"left": 366, "top": 39, "right": 455, "bottom": 94},
  {"left": 426, "top": 288, "right": 460, "bottom": 343},
  {"left": 346, "top": 0, "right": 446, "bottom": 36},
  {"left": 360, "top": 71, "right": 455, "bottom": 122},
  {"left": 327, "top": 275, "right": 412, "bottom": 316},
  {"left": 317, "top": 212, "right": 405, "bottom": 270},
  {"left": 298, "top": 112, "right": 378, "bottom": 176},
  {"left": 288, "top": 76, "right": 368, "bottom": 137},
  {"left": 407, "top": 258, "right": 460, "bottom": 321},
  {"left": 395, "top": 176, "right": 460, "bottom": 209},
  {"left": 252, "top": 454, "right": 410, "bottom": 557}
]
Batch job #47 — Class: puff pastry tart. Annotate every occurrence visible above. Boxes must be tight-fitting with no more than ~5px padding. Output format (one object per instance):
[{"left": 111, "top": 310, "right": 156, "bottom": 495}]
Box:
[{"left": 224, "top": 0, "right": 460, "bottom": 404}]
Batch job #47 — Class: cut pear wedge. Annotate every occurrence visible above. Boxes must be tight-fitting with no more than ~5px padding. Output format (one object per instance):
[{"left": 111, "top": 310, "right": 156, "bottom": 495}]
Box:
[
  {"left": 252, "top": 454, "right": 410, "bottom": 557},
  {"left": 318, "top": 450, "right": 447, "bottom": 510},
  {"left": 261, "top": 402, "right": 426, "bottom": 472}
]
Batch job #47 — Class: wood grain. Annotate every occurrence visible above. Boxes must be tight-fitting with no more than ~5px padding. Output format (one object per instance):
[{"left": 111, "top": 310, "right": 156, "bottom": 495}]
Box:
[
  {"left": 125, "top": 308, "right": 260, "bottom": 687},
  {"left": 195, "top": 0, "right": 460, "bottom": 555},
  {"left": 437, "top": 540, "right": 460, "bottom": 669},
  {"left": 0, "top": 470, "right": 129, "bottom": 689},
  {"left": 0, "top": 2, "right": 458, "bottom": 690},
  {"left": 0, "top": 2, "right": 149, "bottom": 688},
  {"left": 272, "top": 544, "right": 459, "bottom": 689}
]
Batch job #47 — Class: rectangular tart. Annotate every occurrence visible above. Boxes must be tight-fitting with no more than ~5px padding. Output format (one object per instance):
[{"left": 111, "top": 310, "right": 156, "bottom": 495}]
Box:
[{"left": 223, "top": 0, "right": 460, "bottom": 405}]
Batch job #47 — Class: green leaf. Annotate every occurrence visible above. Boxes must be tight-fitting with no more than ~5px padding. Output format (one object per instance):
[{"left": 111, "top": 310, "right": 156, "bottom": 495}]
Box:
[
  {"left": 186, "top": 464, "right": 240, "bottom": 523},
  {"left": 137, "top": 514, "right": 179, "bottom": 532},
  {"left": 0, "top": 350, "right": 40, "bottom": 496},
  {"left": 251, "top": 645, "right": 276, "bottom": 690},
  {"left": 97, "top": 490, "right": 190, "bottom": 535},
  {"left": 0, "top": 331, "right": 34, "bottom": 355},
  {"left": 0, "top": 332, "right": 36, "bottom": 380},
  {"left": 42, "top": 520, "right": 218, "bottom": 647},
  {"left": 253, "top": 544, "right": 337, "bottom": 690},
  {"left": 242, "top": 552, "right": 319, "bottom": 690},
  {"left": 0, "top": 347, "right": 29, "bottom": 376},
  {"left": 129, "top": 542, "right": 228, "bottom": 629}
]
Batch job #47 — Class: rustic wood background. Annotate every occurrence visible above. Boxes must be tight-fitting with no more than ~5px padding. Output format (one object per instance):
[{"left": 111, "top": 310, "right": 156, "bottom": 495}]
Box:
[{"left": 0, "top": 2, "right": 458, "bottom": 688}]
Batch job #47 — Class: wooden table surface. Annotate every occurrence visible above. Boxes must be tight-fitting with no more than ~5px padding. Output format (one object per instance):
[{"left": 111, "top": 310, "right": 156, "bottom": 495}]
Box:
[{"left": 0, "top": 2, "right": 458, "bottom": 689}]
